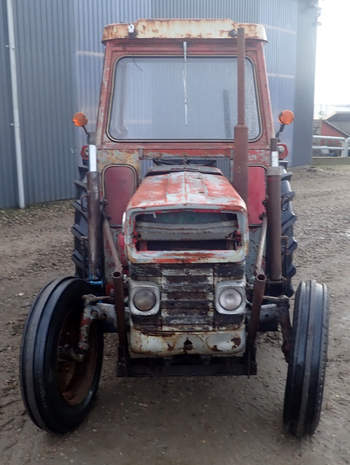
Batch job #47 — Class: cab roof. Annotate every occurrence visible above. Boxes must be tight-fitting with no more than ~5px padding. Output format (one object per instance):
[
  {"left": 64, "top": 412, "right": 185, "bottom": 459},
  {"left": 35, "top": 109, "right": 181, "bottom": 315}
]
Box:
[{"left": 103, "top": 19, "right": 267, "bottom": 42}]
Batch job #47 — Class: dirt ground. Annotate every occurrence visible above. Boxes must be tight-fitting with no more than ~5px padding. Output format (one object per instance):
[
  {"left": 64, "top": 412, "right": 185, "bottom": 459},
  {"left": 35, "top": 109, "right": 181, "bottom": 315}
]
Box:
[{"left": 0, "top": 165, "right": 349, "bottom": 465}]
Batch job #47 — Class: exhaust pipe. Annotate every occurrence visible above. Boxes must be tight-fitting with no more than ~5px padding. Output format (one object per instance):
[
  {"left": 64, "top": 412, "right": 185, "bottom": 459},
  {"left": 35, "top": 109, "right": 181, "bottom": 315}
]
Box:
[
  {"left": 233, "top": 27, "right": 248, "bottom": 205},
  {"left": 267, "top": 138, "right": 282, "bottom": 281},
  {"left": 87, "top": 170, "right": 101, "bottom": 281}
]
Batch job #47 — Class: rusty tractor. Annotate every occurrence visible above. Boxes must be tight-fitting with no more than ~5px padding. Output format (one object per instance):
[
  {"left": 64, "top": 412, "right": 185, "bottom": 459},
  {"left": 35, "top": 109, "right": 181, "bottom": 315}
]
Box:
[{"left": 20, "top": 20, "right": 328, "bottom": 437}]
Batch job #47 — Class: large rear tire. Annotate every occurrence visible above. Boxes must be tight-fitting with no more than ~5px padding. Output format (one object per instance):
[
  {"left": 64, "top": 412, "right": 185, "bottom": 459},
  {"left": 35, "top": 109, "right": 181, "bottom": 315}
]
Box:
[
  {"left": 280, "top": 162, "right": 297, "bottom": 296},
  {"left": 20, "top": 277, "right": 104, "bottom": 433},
  {"left": 283, "top": 280, "right": 328, "bottom": 437},
  {"left": 72, "top": 165, "right": 89, "bottom": 278}
]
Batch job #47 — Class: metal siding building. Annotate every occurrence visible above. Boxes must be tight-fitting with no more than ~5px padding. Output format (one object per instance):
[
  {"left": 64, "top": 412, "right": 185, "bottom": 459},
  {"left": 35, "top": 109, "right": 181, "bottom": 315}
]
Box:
[
  {"left": 293, "top": 0, "right": 319, "bottom": 166},
  {"left": 12, "top": 0, "right": 76, "bottom": 205},
  {"left": 0, "top": 1, "right": 17, "bottom": 208},
  {"left": 0, "top": 0, "right": 318, "bottom": 208}
]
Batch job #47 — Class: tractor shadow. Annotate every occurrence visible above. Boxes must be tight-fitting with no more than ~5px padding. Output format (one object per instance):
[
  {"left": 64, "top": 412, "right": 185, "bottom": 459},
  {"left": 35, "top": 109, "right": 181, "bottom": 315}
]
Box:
[{"left": 40, "top": 339, "right": 326, "bottom": 465}]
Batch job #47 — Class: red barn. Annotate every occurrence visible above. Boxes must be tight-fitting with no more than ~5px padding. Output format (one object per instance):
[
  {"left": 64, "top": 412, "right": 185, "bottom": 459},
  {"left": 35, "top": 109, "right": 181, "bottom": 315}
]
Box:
[
  {"left": 313, "top": 112, "right": 350, "bottom": 155},
  {"left": 320, "top": 120, "right": 349, "bottom": 139},
  {"left": 314, "top": 112, "right": 350, "bottom": 138}
]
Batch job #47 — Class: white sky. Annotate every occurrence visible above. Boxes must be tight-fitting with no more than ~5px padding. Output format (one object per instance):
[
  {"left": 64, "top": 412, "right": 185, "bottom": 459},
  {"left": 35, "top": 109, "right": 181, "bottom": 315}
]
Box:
[{"left": 315, "top": 0, "right": 350, "bottom": 104}]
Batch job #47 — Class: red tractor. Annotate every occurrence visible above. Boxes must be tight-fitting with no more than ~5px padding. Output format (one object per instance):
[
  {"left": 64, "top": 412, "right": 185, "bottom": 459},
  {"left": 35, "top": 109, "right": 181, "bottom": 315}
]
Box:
[{"left": 20, "top": 20, "right": 328, "bottom": 437}]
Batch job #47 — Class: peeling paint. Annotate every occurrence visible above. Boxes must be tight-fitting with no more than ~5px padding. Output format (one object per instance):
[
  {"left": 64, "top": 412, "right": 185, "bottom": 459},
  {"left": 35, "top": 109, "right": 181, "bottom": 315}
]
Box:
[
  {"left": 129, "top": 320, "right": 246, "bottom": 356},
  {"left": 123, "top": 170, "right": 249, "bottom": 265},
  {"left": 103, "top": 19, "right": 267, "bottom": 42},
  {"left": 128, "top": 171, "right": 246, "bottom": 211}
]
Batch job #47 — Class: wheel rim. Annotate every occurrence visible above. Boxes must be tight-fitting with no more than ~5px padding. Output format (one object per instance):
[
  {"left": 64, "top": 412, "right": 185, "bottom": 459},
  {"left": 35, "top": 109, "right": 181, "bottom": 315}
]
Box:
[{"left": 56, "top": 308, "right": 99, "bottom": 406}]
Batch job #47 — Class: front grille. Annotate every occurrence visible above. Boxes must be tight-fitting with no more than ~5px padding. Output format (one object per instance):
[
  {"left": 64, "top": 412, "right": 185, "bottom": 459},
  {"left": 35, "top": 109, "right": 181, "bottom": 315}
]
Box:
[
  {"left": 161, "top": 265, "right": 214, "bottom": 330},
  {"left": 129, "top": 262, "right": 244, "bottom": 331}
]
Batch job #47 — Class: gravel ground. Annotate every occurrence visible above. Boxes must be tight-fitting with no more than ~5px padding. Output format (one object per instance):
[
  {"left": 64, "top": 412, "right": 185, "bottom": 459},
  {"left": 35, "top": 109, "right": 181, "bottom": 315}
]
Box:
[{"left": 0, "top": 165, "right": 349, "bottom": 465}]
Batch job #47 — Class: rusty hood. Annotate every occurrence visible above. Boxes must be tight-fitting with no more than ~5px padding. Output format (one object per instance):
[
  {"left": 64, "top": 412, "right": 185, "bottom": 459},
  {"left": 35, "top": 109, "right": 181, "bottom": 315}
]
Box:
[{"left": 127, "top": 170, "right": 246, "bottom": 214}]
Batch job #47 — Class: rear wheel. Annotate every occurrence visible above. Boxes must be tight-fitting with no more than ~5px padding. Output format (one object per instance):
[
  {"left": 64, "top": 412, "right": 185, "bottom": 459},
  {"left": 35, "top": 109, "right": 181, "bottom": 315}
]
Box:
[
  {"left": 72, "top": 165, "right": 89, "bottom": 278},
  {"left": 283, "top": 280, "right": 328, "bottom": 437},
  {"left": 280, "top": 161, "right": 297, "bottom": 296},
  {"left": 20, "top": 277, "right": 104, "bottom": 433}
]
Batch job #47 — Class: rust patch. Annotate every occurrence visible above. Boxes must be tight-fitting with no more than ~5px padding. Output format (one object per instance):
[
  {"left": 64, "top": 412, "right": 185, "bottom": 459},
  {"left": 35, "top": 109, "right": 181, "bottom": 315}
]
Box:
[
  {"left": 231, "top": 337, "right": 241, "bottom": 348},
  {"left": 98, "top": 150, "right": 140, "bottom": 174},
  {"left": 103, "top": 19, "right": 267, "bottom": 42},
  {"left": 129, "top": 325, "right": 246, "bottom": 356},
  {"left": 127, "top": 170, "right": 246, "bottom": 213}
]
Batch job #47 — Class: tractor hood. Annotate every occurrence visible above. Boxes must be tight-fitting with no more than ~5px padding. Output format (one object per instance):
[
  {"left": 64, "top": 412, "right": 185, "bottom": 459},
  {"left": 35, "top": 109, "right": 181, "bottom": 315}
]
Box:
[
  {"left": 127, "top": 169, "right": 247, "bottom": 213},
  {"left": 124, "top": 169, "right": 248, "bottom": 265}
]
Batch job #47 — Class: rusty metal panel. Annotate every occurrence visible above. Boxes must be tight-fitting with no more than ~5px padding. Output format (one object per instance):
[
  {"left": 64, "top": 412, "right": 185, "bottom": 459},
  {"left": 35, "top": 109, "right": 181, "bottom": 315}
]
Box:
[
  {"left": 127, "top": 171, "right": 246, "bottom": 212},
  {"left": 124, "top": 171, "right": 250, "bottom": 264},
  {"left": 248, "top": 166, "right": 265, "bottom": 225},
  {"left": 103, "top": 19, "right": 267, "bottom": 41},
  {"left": 160, "top": 265, "right": 214, "bottom": 330},
  {"left": 129, "top": 323, "right": 246, "bottom": 356},
  {"left": 103, "top": 165, "right": 138, "bottom": 226},
  {"left": 129, "top": 262, "right": 245, "bottom": 333}
]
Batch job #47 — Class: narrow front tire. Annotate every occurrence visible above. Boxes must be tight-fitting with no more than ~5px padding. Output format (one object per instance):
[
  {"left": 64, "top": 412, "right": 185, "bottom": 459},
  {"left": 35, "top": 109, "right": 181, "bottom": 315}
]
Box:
[
  {"left": 20, "top": 277, "right": 104, "bottom": 433},
  {"left": 283, "top": 280, "right": 328, "bottom": 437}
]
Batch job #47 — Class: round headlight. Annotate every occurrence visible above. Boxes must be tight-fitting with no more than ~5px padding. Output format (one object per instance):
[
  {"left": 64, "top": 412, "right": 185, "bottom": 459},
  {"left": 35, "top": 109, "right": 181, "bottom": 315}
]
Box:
[
  {"left": 133, "top": 288, "right": 156, "bottom": 312},
  {"left": 219, "top": 288, "right": 242, "bottom": 311}
]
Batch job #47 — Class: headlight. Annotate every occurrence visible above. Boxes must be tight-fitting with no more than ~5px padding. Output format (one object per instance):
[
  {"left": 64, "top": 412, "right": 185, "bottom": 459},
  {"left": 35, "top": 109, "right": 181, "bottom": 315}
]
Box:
[
  {"left": 133, "top": 288, "right": 156, "bottom": 312},
  {"left": 129, "top": 280, "right": 160, "bottom": 316},
  {"left": 215, "top": 281, "right": 245, "bottom": 314},
  {"left": 219, "top": 288, "right": 242, "bottom": 311}
]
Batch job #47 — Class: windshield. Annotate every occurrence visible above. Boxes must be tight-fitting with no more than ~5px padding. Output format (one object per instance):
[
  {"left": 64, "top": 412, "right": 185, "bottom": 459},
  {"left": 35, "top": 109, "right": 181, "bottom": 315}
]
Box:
[{"left": 108, "top": 56, "right": 260, "bottom": 141}]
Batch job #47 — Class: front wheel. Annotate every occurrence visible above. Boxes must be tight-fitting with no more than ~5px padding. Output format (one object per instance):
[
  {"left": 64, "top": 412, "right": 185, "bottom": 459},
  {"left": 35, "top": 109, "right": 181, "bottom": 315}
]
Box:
[
  {"left": 20, "top": 277, "right": 104, "bottom": 433},
  {"left": 283, "top": 280, "right": 328, "bottom": 437}
]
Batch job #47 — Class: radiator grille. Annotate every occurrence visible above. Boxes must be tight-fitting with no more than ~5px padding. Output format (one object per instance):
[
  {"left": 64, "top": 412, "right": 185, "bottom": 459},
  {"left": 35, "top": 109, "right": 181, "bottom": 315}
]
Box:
[
  {"left": 160, "top": 265, "right": 214, "bottom": 330},
  {"left": 129, "top": 262, "right": 244, "bottom": 331}
]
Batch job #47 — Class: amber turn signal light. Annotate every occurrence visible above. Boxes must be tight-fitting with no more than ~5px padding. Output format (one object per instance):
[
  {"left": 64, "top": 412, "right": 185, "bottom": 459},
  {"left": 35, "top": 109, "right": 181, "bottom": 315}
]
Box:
[
  {"left": 72, "top": 112, "right": 88, "bottom": 127},
  {"left": 278, "top": 110, "right": 295, "bottom": 126}
]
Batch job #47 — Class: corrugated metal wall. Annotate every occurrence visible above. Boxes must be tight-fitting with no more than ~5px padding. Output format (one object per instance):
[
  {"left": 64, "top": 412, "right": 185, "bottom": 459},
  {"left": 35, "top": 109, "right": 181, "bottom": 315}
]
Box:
[
  {"left": 0, "top": 0, "right": 151, "bottom": 208},
  {"left": 0, "top": 1, "right": 18, "bottom": 208},
  {"left": 0, "top": 0, "right": 316, "bottom": 208},
  {"left": 12, "top": 0, "right": 76, "bottom": 205}
]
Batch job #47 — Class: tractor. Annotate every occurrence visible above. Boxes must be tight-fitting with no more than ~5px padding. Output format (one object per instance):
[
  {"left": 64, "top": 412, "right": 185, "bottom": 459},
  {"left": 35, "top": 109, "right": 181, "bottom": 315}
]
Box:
[{"left": 20, "top": 19, "right": 328, "bottom": 437}]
